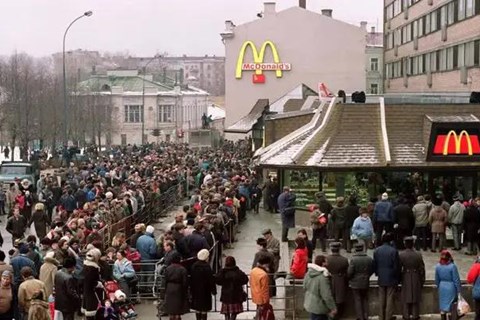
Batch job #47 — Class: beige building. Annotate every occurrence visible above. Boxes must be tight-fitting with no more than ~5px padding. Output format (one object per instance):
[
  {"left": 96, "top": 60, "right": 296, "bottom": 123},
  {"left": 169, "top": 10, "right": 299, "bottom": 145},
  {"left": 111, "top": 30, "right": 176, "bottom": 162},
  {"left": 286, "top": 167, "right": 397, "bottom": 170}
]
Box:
[
  {"left": 364, "top": 22, "right": 384, "bottom": 94},
  {"left": 221, "top": 1, "right": 367, "bottom": 132},
  {"left": 77, "top": 70, "right": 209, "bottom": 146},
  {"left": 384, "top": 0, "right": 480, "bottom": 93}
]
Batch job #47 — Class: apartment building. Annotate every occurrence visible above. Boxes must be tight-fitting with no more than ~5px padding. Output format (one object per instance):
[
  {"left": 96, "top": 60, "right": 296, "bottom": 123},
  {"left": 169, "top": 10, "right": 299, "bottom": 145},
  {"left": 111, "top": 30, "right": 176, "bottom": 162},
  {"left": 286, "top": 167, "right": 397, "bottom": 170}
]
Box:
[{"left": 384, "top": 0, "right": 480, "bottom": 93}]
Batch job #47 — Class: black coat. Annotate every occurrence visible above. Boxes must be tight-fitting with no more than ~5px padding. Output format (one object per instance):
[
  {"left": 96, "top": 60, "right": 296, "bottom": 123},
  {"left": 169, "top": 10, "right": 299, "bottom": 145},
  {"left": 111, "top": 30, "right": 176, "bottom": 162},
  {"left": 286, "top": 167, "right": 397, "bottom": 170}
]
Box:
[
  {"left": 394, "top": 204, "right": 415, "bottom": 230},
  {"left": 327, "top": 253, "right": 349, "bottom": 304},
  {"left": 373, "top": 243, "right": 401, "bottom": 287},
  {"left": 186, "top": 231, "right": 209, "bottom": 258},
  {"left": 348, "top": 252, "right": 374, "bottom": 289},
  {"left": 82, "top": 262, "right": 101, "bottom": 317},
  {"left": 164, "top": 264, "right": 189, "bottom": 315},
  {"left": 345, "top": 205, "right": 360, "bottom": 229},
  {"left": 54, "top": 269, "right": 81, "bottom": 313},
  {"left": 190, "top": 260, "right": 217, "bottom": 312},
  {"left": 215, "top": 266, "right": 249, "bottom": 304},
  {"left": 463, "top": 206, "right": 480, "bottom": 242},
  {"left": 399, "top": 248, "right": 425, "bottom": 303}
]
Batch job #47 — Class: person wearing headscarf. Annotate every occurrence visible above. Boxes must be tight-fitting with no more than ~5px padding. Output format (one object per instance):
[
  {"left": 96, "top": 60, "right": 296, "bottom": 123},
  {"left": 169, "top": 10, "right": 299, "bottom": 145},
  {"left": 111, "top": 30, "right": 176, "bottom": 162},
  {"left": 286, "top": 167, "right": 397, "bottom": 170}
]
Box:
[
  {"left": 82, "top": 248, "right": 102, "bottom": 320},
  {"left": 435, "top": 250, "right": 461, "bottom": 320},
  {"left": 190, "top": 249, "right": 217, "bottom": 320}
]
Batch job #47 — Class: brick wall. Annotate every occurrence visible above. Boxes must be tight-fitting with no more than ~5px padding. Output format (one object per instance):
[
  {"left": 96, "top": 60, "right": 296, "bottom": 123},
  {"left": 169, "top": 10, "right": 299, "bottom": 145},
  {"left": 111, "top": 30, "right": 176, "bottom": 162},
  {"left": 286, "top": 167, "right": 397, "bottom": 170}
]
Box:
[{"left": 264, "top": 114, "right": 314, "bottom": 146}]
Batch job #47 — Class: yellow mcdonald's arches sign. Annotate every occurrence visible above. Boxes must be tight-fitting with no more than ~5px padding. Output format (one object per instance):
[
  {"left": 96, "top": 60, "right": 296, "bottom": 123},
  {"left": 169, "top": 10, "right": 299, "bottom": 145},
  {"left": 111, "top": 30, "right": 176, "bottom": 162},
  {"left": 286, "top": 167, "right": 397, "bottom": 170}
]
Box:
[
  {"left": 235, "top": 41, "right": 291, "bottom": 83},
  {"left": 443, "top": 130, "right": 473, "bottom": 155}
]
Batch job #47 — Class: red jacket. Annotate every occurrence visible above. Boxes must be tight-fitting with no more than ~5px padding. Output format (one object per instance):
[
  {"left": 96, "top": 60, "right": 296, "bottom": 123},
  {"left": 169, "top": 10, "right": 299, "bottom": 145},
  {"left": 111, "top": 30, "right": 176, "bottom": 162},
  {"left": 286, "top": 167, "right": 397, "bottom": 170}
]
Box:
[
  {"left": 467, "top": 262, "right": 480, "bottom": 284},
  {"left": 290, "top": 247, "right": 308, "bottom": 279}
]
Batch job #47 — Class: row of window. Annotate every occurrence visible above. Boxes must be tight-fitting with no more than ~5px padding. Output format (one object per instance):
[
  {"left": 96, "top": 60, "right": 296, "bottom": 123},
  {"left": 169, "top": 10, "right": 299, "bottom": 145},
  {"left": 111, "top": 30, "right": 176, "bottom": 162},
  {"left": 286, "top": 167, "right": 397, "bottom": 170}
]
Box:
[
  {"left": 386, "top": 0, "right": 421, "bottom": 20},
  {"left": 124, "top": 105, "right": 174, "bottom": 123},
  {"left": 386, "top": 39, "right": 480, "bottom": 78},
  {"left": 386, "top": 0, "right": 480, "bottom": 50}
]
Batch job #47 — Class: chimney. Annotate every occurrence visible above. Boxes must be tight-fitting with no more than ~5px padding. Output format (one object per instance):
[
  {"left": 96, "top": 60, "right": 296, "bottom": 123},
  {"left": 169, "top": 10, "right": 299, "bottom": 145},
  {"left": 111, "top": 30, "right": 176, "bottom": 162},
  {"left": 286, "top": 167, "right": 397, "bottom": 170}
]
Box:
[
  {"left": 321, "top": 9, "right": 332, "bottom": 17},
  {"left": 360, "top": 21, "right": 368, "bottom": 31},
  {"left": 371, "top": 26, "right": 376, "bottom": 33},
  {"left": 264, "top": 2, "right": 276, "bottom": 16},
  {"left": 299, "top": 0, "right": 306, "bottom": 9}
]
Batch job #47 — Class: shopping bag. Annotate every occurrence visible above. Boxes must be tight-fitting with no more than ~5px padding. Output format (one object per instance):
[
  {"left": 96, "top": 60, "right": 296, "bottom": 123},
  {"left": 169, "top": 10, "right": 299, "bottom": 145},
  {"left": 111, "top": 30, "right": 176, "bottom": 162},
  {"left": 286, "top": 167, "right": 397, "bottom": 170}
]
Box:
[
  {"left": 53, "top": 310, "right": 64, "bottom": 320},
  {"left": 457, "top": 294, "right": 471, "bottom": 317}
]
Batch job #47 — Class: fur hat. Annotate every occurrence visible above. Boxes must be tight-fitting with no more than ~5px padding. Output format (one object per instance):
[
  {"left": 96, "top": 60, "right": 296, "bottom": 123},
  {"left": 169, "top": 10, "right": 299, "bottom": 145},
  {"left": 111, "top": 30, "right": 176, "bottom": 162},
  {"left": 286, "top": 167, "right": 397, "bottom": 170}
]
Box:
[
  {"left": 382, "top": 192, "right": 388, "bottom": 200},
  {"left": 105, "top": 192, "right": 114, "bottom": 199},
  {"left": 197, "top": 249, "right": 210, "bottom": 261},
  {"left": 86, "top": 248, "right": 101, "bottom": 262},
  {"left": 34, "top": 203, "right": 45, "bottom": 211},
  {"left": 114, "top": 290, "right": 126, "bottom": 300},
  {"left": 146, "top": 225, "right": 155, "bottom": 234}
]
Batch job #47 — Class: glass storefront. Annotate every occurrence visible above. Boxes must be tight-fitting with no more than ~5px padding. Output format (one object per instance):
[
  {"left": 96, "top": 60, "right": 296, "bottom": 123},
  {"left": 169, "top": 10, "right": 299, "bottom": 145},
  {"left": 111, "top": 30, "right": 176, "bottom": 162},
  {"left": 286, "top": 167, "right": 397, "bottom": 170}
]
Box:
[{"left": 283, "top": 169, "right": 320, "bottom": 208}]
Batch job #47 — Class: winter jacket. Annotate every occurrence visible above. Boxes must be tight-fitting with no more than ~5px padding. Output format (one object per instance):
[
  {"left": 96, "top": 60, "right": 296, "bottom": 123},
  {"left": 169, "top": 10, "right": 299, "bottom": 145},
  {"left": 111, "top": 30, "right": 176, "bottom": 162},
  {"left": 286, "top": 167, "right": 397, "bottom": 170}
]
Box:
[
  {"left": 186, "top": 231, "right": 210, "bottom": 258},
  {"left": 412, "top": 200, "right": 430, "bottom": 227},
  {"left": 39, "top": 256, "right": 59, "bottom": 299},
  {"left": 435, "top": 262, "right": 461, "bottom": 312},
  {"left": 136, "top": 233, "right": 157, "bottom": 261},
  {"left": 164, "top": 264, "right": 189, "bottom": 316},
  {"left": 373, "top": 243, "right": 400, "bottom": 287},
  {"left": 394, "top": 204, "right": 415, "bottom": 230},
  {"left": 448, "top": 201, "right": 465, "bottom": 225},
  {"left": 467, "top": 261, "right": 480, "bottom": 285},
  {"left": 303, "top": 263, "right": 336, "bottom": 315},
  {"left": 374, "top": 200, "right": 394, "bottom": 223},
  {"left": 112, "top": 258, "right": 136, "bottom": 281},
  {"left": 215, "top": 266, "right": 249, "bottom": 304},
  {"left": 345, "top": 204, "right": 360, "bottom": 229},
  {"left": 27, "top": 299, "right": 50, "bottom": 320},
  {"left": 190, "top": 260, "right": 217, "bottom": 312},
  {"left": 463, "top": 206, "right": 480, "bottom": 243},
  {"left": 429, "top": 206, "right": 448, "bottom": 233},
  {"left": 18, "top": 277, "right": 47, "bottom": 313},
  {"left": 250, "top": 266, "right": 269, "bottom": 305},
  {"left": 331, "top": 205, "right": 346, "bottom": 228},
  {"left": 290, "top": 247, "right": 308, "bottom": 279},
  {"left": 348, "top": 252, "right": 374, "bottom": 289},
  {"left": 11, "top": 255, "right": 36, "bottom": 286},
  {"left": 351, "top": 216, "right": 374, "bottom": 240},
  {"left": 54, "top": 268, "right": 81, "bottom": 313}
]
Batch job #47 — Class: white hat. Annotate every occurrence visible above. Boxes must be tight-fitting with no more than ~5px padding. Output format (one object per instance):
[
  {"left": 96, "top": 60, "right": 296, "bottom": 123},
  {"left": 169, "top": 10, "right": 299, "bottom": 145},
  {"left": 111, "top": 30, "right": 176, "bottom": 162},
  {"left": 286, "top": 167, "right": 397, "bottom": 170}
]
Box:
[
  {"left": 114, "top": 290, "right": 126, "bottom": 300},
  {"left": 146, "top": 225, "right": 155, "bottom": 234},
  {"left": 105, "top": 192, "right": 114, "bottom": 199},
  {"left": 197, "top": 249, "right": 210, "bottom": 261},
  {"left": 382, "top": 192, "right": 388, "bottom": 200},
  {"left": 45, "top": 251, "right": 55, "bottom": 259},
  {"left": 86, "top": 248, "right": 101, "bottom": 262}
]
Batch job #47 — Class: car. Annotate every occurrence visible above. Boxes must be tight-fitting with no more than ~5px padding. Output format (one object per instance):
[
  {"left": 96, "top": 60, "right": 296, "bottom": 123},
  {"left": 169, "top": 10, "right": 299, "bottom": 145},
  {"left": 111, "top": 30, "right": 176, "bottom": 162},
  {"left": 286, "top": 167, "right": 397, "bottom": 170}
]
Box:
[{"left": 0, "top": 162, "right": 39, "bottom": 191}]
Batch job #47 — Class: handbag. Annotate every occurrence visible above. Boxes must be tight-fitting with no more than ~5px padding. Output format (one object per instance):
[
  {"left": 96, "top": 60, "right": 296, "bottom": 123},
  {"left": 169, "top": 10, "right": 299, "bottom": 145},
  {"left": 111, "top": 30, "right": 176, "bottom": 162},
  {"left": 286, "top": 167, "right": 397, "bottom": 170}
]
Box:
[
  {"left": 260, "top": 303, "right": 275, "bottom": 320},
  {"left": 457, "top": 293, "right": 471, "bottom": 317}
]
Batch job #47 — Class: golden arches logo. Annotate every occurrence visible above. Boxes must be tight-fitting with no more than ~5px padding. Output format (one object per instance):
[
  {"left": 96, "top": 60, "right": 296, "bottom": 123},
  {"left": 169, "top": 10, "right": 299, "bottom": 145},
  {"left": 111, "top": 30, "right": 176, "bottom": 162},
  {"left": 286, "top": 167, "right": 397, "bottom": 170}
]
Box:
[
  {"left": 235, "top": 41, "right": 290, "bottom": 79},
  {"left": 443, "top": 130, "right": 473, "bottom": 155}
]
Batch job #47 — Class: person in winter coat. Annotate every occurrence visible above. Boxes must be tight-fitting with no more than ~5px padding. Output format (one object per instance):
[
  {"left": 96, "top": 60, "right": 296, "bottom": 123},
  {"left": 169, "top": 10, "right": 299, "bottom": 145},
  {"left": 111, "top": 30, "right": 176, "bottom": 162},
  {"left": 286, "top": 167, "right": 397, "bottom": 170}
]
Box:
[
  {"left": 448, "top": 195, "right": 465, "bottom": 251},
  {"left": 399, "top": 237, "right": 425, "bottom": 320},
  {"left": 190, "top": 249, "right": 217, "bottom": 320},
  {"left": 435, "top": 250, "right": 461, "bottom": 319},
  {"left": 430, "top": 197, "right": 448, "bottom": 253},
  {"left": 136, "top": 225, "right": 157, "bottom": 284},
  {"left": 28, "top": 203, "right": 49, "bottom": 240},
  {"left": 112, "top": 250, "right": 136, "bottom": 299},
  {"left": 464, "top": 200, "right": 480, "bottom": 255},
  {"left": 215, "top": 256, "right": 249, "bottom": 320},
  {"left": 373, "top": 233, "right": 400, "bottom": 320},
  {"left": 344, "top": 196, "right": 360, "bottom": 253},
  {"left": 18, "top": 267, "right": 46, "bottom": 318},
  {"left": 393, "top": 198, "right": 415, "bottom": 249},
  {"left": 326, "top": 242, "right": 349, "bottom": 319},
  {"left": 130, "top": 224, "right": 145, "bottom": 249},
  {"left": 297, "top": 229, "right": 313, "bottom": 263},
  {"left": 0, "top": 270, "right": 15, "bottom": 320},
  {"left": 278, "top": 187, "right": 296, "bottom": 242},
  {"left": 331, "top": 197, "right": 348, "bottom": 251},
  {"left": 39, "top": 252, "right": 59, "bottom": 299},
  {"left": 303, "top": 255, "right": 337, "bottom": 320},
  {"left": 11, "top": 245, "right": 36, "bottom": 286},
  {"left": 186, "top": 223, "right": 210, "bottom": 259},
  {"left": 466, "top": 256, "right": 480, "bottom": 320},
  {"left": 54, "top": 257, "right": 81, "bottom": 320},
  {"left": 351, "top": 208, "right": 374, "bottom": 251},
  {"left": 310, "top": 207, "right": 328, "bottom": 252},
  {"left": 348, "top": 243, "right": 374, "bottom": 320},
  {"left": 373, "top": 193, "right": 394, "bottom": 246},
  {"left": 6, "top": 205, "right": 27, "bottom": 243},
  {"left": 82, "top": 248, "right": 102, "bottom": 320},
  {"left": 27, "top": 291, "right": 49, "bottom": 320},
  {"left": 412, "top": 196, "right": 431, "bottom": 251},
  {"left": 263, "top": 229, "right": 281, "bottom": 275},
  {"left": 250, "top": 256, "right": 270, "bottom": 318},
  {"left": 163, "top": 254, "right": 189, "bottom": 320},
  {"left": 252, "top": 238, "right": 276, "bottom": 297},
  {"left": 250, "top": 183, "right": 262, "bottom": 214},
  {"left": 290, "top": 237, "right": 308, "bottom": 279}
]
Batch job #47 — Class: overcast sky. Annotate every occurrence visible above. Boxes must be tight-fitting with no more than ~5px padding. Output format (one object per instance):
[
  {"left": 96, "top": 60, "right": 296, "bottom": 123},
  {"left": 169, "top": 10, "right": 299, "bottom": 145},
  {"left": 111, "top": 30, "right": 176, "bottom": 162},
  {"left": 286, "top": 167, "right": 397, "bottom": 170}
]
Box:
[{"left": 0, "top": 0, "right": 382, "bottom": 57}]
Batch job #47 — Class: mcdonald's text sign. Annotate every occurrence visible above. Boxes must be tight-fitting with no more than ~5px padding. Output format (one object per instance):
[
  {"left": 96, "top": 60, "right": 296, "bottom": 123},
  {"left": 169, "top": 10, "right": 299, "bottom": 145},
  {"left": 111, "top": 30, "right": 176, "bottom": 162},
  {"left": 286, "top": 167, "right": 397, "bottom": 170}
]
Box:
[{"left": 235, "top": 41, "right": 291, "bottom": 84}]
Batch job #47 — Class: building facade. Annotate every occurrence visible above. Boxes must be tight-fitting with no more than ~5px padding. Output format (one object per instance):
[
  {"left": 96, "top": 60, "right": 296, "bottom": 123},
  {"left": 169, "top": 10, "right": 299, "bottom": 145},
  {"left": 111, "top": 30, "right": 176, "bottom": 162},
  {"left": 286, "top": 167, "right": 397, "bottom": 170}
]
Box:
[
  {"left": 221, "top": 2, "right": 367, "bottom": 131},
  {"left": 77, "top": 70, "right": 209, "bottom": 146},
  {"left": 384, "top": 0, "right": 480, "bottom": 93},
  {"left": 364, "top": 23, "right": 385, "bottom": 94}
]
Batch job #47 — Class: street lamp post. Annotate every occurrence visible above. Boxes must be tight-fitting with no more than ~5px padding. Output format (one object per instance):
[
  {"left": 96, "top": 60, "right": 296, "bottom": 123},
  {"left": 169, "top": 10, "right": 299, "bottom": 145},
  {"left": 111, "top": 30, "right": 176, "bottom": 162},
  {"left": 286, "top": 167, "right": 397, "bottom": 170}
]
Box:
[
  {"left": 141, "top": 55, "right": 161, "bottom": 145},
  {"left": 62, "top": 10, "right": 93, "bottom": 148}
]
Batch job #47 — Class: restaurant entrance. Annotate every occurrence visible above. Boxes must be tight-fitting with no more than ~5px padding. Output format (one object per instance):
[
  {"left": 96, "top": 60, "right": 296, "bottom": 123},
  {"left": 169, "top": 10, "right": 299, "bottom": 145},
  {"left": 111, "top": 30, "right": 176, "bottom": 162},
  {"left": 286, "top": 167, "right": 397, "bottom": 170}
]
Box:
[{"left": 428, "top": 171, "right": 478, "bottom": 202}]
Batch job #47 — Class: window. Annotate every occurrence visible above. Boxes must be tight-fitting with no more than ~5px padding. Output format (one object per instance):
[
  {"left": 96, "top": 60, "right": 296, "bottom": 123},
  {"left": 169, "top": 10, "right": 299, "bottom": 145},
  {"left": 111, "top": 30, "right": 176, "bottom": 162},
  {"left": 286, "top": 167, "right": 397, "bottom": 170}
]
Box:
[
  {"left": 406, "top": 24, "right": 412, "bottom": 42},
  {"left": 430, "top": 11, "right": 438, "bottom": 32},
  {"left": 386, "top": 4, "right": 394, "bottom": 20},
  {"left": 466, "top": 41, "right": 475, "bottom": 66},
  {"left": 370, "top": 58, "right": 379, "bottom": 71},
  {"left": 467, "top": 0, "right": 474, "bottom": 16},
  {"left": 458, "top": 0, "right": 466, "bottom": 21},
  {"left": 440, "top": 49, "right": 447, "bottom": 71},
  {"left": 430, "top": 51, "right": 438, "bottom": 72},
  {"left": 370, "top": 83, "right": 379, "bottom": 94},
  {"left": 425, "top": 53, "right": 431, "bottom": 72},
  {"left": 121, "top": 134, "right": 127, "bottom": 146},
  {"left": 448, "top": 2, "right": 455, "bottom": 25},
  {"left": 459, "top": 44, "right": 465, "bottom": 67},
  {"left": 413, "top": 20, "right": 418, "bottom": 38},
  {"left": 453, "top": 45, "right": 459, "bottom": 68},
  {"left": 474, "top": 40, "right": 480, "bottom": 65},
  {"left": 124, "top": 105, "right": 143, "bottom": 123},
  {"left": 441, "top": 6, "right": 447, "bottom": 26},
  {"left": 158, "top": 105, "right": 174, "bottom": 123},
  {"left": 418, "top": 17, "right": 424, "bottom": 37},
  {"left": 394, "top": 0, "right": 402, "bottom": 16},
  {"left": 425, "top": 14, "right": 431, "bottom": 34}
]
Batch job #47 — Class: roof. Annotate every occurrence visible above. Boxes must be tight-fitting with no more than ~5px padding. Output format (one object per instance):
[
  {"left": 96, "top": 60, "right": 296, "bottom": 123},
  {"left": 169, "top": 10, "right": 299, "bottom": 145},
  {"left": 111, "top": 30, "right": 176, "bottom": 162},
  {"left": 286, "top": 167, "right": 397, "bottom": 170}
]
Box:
[
  {"left": 1, "top": 162, "right": 32, "bottom": 167},
  {"left": 257, "top": 101, "right": 480, "bottom": 169},
  {"left": 77, "top": 75, "right": 173, "bottom": 93},
  {"left": 225, "top": 99, "right": 269, "bottom": 133},
  {"left": 208, "top": 105, "right": 226, "bottom": 120}
]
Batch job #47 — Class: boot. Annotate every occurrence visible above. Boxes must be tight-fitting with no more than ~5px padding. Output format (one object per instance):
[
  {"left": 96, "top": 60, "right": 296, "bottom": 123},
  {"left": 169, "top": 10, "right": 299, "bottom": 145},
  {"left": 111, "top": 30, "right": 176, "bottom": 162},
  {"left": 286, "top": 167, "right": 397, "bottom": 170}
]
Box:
[{"left": 441, "top": 313, "right": 447, "bottom": 320}]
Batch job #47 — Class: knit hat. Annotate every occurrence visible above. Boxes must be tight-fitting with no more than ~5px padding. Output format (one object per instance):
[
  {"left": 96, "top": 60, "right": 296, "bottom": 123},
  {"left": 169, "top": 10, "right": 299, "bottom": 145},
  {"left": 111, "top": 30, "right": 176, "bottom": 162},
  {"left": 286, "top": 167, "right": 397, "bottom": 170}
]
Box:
[
  {"left": 146, "top": 225, "right": 155, "bottom": 234},
  {"left": 197, "top": 249, "right": 209, "bottom": 261},
  {"left": 19, "top": 244, "right": 29, "bottom": 254},
  {"left": 86, "top": 248, "right": 101, "bottom": 262}
]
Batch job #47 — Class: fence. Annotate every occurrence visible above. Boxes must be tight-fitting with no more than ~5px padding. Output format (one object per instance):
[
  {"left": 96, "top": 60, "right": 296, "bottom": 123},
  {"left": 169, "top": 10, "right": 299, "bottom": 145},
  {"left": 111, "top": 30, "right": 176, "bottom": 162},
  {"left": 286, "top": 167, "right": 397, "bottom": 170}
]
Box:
[{"left": 98, "top": 183, "right": 182, "bottom": 250}]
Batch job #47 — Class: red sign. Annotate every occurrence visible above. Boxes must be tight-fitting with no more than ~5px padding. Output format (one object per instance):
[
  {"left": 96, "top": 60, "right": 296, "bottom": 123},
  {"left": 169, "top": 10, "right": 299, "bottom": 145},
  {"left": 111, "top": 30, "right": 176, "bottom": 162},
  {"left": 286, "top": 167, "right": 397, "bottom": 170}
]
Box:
[
  {"left": 252, "top": 74, "right": 266, "bottom": 84},
  {"left": 433, "top": 130, "right": 480, "bottom": 155}
]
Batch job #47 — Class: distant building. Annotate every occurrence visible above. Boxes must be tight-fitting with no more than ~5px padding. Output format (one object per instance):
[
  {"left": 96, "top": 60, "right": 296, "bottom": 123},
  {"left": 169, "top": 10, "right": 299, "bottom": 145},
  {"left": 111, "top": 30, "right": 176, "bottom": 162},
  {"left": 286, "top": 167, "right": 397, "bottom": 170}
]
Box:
[
  {"left": 76, "top": 70, "right": 209, "bottom": 146},
  {"left": 221, "top": 1, "right": 368, "bottom": 135},
  {"left": 363, "top": 22, "right": 384, "bottom": 95},
  {"left": 384, "top": 0, "right": 480, "bottom": 93}
]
